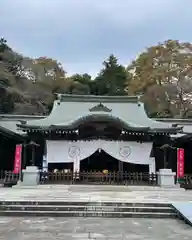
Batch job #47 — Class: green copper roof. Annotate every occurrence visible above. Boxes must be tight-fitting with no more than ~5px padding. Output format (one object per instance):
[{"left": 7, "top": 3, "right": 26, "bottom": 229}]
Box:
[
  {"left": 56, "top": 94, "right": 140, "bottom": 103},
  {"left": 0, "top": 120, "right": 26, "bottom": 140},
  {"left": 18, "top": 94, "right": 183, "bottom": 133}
]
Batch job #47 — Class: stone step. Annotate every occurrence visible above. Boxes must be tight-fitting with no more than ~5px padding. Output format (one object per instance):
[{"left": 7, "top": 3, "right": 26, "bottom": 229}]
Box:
[
  {"left": 0, "top": 201, "right": 171, "bottom": 208},
  {"left": 0, "top": 205, "right": 174, "bottom": 213},
  {"left": 0, "top": 210, "right": 178, "bottom": 218}
]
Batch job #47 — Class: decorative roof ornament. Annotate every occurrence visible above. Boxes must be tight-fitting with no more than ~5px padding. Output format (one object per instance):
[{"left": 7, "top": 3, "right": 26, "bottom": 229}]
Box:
[
  {"left": 89, "top": 103, "right": 112, "bottom": 112},
  {"left": 137, "top": 94, "right": 143, "bottom": 106},
  {"left": 19, "top": 120, "right": 26, "bottom": 125}
]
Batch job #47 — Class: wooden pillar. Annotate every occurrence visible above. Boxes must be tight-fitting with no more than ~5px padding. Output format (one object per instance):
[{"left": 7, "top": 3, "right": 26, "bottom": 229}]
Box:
[
  {"left": 118, "top": 161, "right": 123, "bottom": 172},
  {"left": 31, "top": 146, "right": 35, "bottom": 166},
  {"left": 23, "top": 140, "right": 27, "bottom": 168}
]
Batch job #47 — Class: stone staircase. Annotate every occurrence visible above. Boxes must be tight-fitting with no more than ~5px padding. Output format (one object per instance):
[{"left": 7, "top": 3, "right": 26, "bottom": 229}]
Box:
[{"left": 0, "top": 201, "right": 178, "bottom": 218}]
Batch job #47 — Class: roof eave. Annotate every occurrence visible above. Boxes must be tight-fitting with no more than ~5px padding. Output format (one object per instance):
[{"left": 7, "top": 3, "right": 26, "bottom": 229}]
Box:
[
  {"left": 17, "top": 124, "right": 40, "bottom": 129},
  {"left": 149, "top": 126, "right": 183, "bottom": 134},
  {"left": 19, "top": 124, "right": 150, "bottom": 132},
  {"left": 50, "top": 125, "right": 150, "bottom": 131},
  {"left": 18, "top": 122, "right": 183, "bottom": 134},
  {"left": 0, "top": 126, "right": 26, "bottom": 141}
]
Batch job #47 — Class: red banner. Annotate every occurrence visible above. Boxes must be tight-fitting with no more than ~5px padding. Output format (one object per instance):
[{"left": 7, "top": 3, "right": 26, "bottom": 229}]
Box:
[
  {"left": 177, "top": 148, "right": 184, "bottom": 178},
  {"left": 13, "top": 144, "right": 22, "bottom": 174}
]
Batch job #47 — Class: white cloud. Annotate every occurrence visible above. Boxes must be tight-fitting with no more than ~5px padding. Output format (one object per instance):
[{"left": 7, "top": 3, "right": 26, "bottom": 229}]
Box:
[
  {"left": 0, "top": 0, "right": 180, "bottom": 28},
  {"left": 0, "top": 0, "right": 191, "bottom": 76}
]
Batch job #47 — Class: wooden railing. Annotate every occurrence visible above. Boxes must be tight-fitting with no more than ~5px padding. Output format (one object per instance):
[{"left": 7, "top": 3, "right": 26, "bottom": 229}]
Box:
[
  {"left": 40, "top": 171, "right": 158, "bottom": 185},
  {"left": 0, "top": 170, "right": 20, "bottom": 186},
  {"left": 181, "top": 174, "right": 192, "bottom": 189},
  {"left": 0, "top": 170, "right": 191, "bottom": 188}
]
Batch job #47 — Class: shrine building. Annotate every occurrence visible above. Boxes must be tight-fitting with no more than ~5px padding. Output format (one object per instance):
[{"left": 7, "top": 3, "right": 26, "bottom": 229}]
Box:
[{"left": 16, "top": 94, "right": 183, "bottom": 175}]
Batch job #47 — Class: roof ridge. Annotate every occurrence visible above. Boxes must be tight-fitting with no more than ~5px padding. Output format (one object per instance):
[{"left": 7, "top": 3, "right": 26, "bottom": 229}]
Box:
[{"left": 56, "top": 94, "right": 140, "bottom": 103}]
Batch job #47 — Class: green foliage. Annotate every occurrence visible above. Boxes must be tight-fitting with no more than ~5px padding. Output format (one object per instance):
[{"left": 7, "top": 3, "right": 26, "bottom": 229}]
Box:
[
  {"left": 1, "top": 37, "right": 192, "bottom": 117},
  {"left": 127, "top": 40, "right": 192, "bottom": 117},
  {"left": 0, "top": 38, "right": 10, "bottom": 52},
  {"left": 0, "top": 88, "right": 14, "bottom": 113},
  {"left": 94, "top": 54, "right": 128, "bottom": 95},
  {"left": 64, "top": 74, "right": 92, "bottom": 94}
]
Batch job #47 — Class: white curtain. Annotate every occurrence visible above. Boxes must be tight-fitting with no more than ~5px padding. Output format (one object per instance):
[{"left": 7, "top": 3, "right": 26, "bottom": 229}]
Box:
[
  {"left": 102, "top": 141, "right": 152, "bottom": 165},
  {"left": 47, "top": 140, "right": 100, "bottom": 163},
  {"left": 46, "top": 140, "right": 153, "bottom": 166}
]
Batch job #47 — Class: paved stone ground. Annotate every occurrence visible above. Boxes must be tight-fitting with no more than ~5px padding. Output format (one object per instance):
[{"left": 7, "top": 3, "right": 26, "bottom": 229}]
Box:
[
  {"left": 0, "top": 185, "right": 192, "bottom": 239},
  {"left": 0, "top": 185, "right": 191, "bottom": 203},
  {"left": 0, "top": 217, "right": 191, "bottom": 240}
]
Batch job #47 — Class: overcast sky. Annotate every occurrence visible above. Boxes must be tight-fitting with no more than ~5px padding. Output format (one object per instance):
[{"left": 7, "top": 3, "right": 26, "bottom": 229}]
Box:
[{"left": 0, "top": 0, "right": 191, "bottom": 76}]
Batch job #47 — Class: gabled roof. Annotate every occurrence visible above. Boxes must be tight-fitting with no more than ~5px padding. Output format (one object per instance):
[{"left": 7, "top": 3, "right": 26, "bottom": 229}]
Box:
[
  {"left": 0, "top": 114, "right": 45, "bottom": 121},
  {"left": 18, "top": 94, "right": 182, "bottom": 133},
  {"left": 0, "top": 114, "right": 45, "bottom": 140},
  {"left": 0, "top": 120, "right": 26, "bottom": 140},
  {"left": 153, "top": 118, "right": 192, "bottom": 135}
]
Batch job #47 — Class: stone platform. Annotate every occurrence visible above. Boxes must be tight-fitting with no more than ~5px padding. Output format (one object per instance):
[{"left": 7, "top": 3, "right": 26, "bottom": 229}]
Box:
[
  {"left": 1, "top": 185, "right": 192, "bottom": 222},
  {"left": 0, "top": 201, "right": 176, "bottom": 218},
  {"left": 0, "top": 185, "right": 192, "bottom": 238},
  {"left": 4, "top": 184, "right": 191, "bottom": 203},
  {"left": 3, "top": 185, "right": 190, "bottom": 224}
]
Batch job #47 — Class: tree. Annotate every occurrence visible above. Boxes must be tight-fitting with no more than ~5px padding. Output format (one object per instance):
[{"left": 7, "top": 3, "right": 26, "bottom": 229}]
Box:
[
  {"left": 30, "top": 57, "right": 68, "bottom": 95},
  {"left": 67, "top": 74, "right": 92, "bottom": 94},
  {"left": 0, "top": 88, "right": 14, "bottom": 113},
  {"left": 54, "top": 73, "right": 92, "bottom": 95},
  {"left": 0, "top": 38, "right": 10, "bottom": 53},
  {"left": 126, "top": 40, "right": 192, "bottom": 117},
  {"left": 0, "top": 38, "right": 23, "bottom": 81},
  {"left": 31, "top": 57, "right": 66, "bottom": 82},
  {"left": 70, "top": 73, "right": 91, "bottom": 85},
  {"left": 95, "top": 54, "right": 128, "bottom": 95},
  {"left": 0, "top": 38, "right": 23, "bottom": 113}
]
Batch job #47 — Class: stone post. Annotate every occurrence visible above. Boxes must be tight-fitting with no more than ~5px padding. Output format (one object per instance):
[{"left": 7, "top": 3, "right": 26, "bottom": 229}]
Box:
[
  {"left": 21, "top": 166, "right": 40, "bottom": 186},
  {"left": 157, "top": 169, "right": 176, "bottom": 187}
]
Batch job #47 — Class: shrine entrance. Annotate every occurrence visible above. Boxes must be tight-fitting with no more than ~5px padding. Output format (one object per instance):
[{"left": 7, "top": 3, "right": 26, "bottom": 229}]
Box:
[
  {"left": 80, "top": 149, "right": 149, "bottom": 173},
  {"left": 80, "top": 149, "right": 119, "bottom": 171},
  {"left": 44, "top": 139, "right": 156, "bottom": 185}
]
